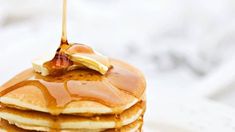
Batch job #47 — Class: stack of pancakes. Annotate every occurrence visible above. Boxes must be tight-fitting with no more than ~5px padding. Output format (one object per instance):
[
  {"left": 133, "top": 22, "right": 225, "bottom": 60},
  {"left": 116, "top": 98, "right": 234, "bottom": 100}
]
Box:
[{"left": 0, "top": 59, "right": 146, "bottom": 132}]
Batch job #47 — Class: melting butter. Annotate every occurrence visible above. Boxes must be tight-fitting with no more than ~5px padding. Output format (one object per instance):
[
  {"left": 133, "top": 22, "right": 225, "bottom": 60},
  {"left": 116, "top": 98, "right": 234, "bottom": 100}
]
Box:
[
  {"left": 32, "top": 44, "right": 111, "bottom": 76},
  {"left": 68, "top": 52, "right": 110, "bottom": 75},
  {"left": 32, "top": 56, "right": 52, "bottom": 76}
]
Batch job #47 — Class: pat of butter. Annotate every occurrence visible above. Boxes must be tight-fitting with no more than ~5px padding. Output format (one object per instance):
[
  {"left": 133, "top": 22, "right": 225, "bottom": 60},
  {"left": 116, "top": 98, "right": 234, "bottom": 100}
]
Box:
[
  {"left": 32, "top": 57, "right": 50, "bottom": 76},
  {"left": 32, "top": 51, "right": 111, "bottom": 76},
  {"left": 69, "top": 52, "right": 111, "bottom": 75}
]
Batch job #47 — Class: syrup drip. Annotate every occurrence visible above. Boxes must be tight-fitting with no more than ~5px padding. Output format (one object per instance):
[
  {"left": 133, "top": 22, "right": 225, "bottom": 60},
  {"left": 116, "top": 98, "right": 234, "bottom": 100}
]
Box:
[
  {"left": 114, "top": 114, "right": 122, "bottom": 128},
  {"left": 43, "top": 0, "right": 96, "bottom": 76},
  {"left": 61, "top": 0, "right": 68, "bottom": 45},
  {"left": 43, "top": 52, "right": 73, "bottom": 76},
  {"left": 43, "top": 0, "right": 71, "bottom": 76}
]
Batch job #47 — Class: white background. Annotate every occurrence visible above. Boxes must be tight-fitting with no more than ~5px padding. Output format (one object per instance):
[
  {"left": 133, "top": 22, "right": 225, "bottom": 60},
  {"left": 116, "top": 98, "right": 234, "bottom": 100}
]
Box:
[{"left": 1, "top": 0, "right": 235, "bottom": 131}]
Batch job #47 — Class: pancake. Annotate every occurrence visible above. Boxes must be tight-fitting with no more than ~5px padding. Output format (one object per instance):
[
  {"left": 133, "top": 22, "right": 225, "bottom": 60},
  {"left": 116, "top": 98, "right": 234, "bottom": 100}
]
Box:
[
  {"left": 0, "top": 59, "right": 146, "bottom": 131},
  {"left": 0, "top": 59, "right": 146, "bottom": 115},
  {"left": 0, "top": 101, "right": 145, "bottom": 130},
  {"left": 0, "top": 119, "right": 28, "bottom": 132},
  {"left": 0, "top": 118, "right": 143, "bottom": 132},
  {"left": 0, "top": 86, "right": 138, "bottom": 115}
]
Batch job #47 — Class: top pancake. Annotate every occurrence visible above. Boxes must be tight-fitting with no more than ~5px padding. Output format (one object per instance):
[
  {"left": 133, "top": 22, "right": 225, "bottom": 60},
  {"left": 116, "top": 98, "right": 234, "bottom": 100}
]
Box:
[{"left": 0, "top": 59, "right": 146, "bottom": 115}]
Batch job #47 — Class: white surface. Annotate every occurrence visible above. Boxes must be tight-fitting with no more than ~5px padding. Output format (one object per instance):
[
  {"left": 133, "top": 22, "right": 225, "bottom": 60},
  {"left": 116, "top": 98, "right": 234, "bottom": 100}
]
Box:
[
  {"left": 145, "top": 95, "right": 235, "bottom": 132},
  {"left": 190, "top": 56, "right": 235, "bottom": 98}
]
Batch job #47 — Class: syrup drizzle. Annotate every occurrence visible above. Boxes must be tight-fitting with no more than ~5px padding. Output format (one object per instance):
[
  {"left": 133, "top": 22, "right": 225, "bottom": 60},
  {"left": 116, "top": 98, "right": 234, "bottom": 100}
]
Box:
[
  {"left": 43, "top": 0, "right": 97, "bottom": 76},
  {"left": 43, "top": 0, "right": 71, "bottom": 76},
  {"left": 61, "top": 0, "right": 68, "bottom": 45},
  {"left": 0, "top": 60, "right": 145, "bottom": 114}
]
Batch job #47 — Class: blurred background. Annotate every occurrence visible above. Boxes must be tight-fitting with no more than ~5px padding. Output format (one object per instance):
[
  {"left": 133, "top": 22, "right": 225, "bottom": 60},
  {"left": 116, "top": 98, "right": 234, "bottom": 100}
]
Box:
[{"left": 1, "top": 0, "right": 235, "bottom": 131}]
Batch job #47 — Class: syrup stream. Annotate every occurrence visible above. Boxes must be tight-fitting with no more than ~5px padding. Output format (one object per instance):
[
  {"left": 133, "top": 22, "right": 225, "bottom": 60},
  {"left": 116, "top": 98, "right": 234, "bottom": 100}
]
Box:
[{"left": 61, "top": 0, "right": 68, "bottom": 45}]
